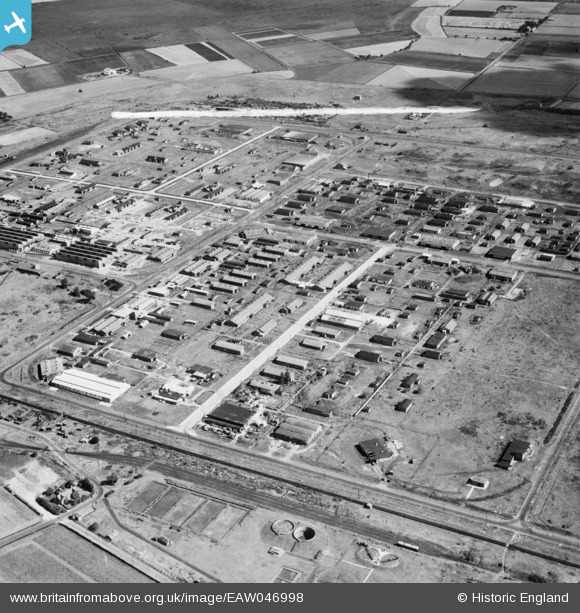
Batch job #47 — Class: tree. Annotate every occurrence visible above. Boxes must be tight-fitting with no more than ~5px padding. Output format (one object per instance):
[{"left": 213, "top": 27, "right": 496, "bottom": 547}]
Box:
[
  {"left": 71, "top": 286, "right": 81, "bottom": 297},
  {"left": 88, "top": 521, "right": 99, "bottom": 533},
  {"left": 77, "top": 477, "right": 94, "bottom": 493},
  {"left": 60, "top": 277, "right": 72, "bottom": 289},
  {"left": 80, "top": 289, "right": 96, "bottom": 301}
]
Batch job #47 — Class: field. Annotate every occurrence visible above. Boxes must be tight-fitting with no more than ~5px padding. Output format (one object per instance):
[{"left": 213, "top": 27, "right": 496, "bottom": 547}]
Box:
[
  {"left": 1, "top": 50, "right": 47, "bottom": 68},
  {"left": 0, "top": 269, "right": 100, "bottom": 370},
  {"left": 33, "top": 525, "right": 155, "bottom": 582},
  {"left": 328, "top": 32, "right": 417, "bottom": 50},
  {"left": 345, "top": 40, "right": 414, "bottom": 56},
  {"left": 412, "top": 9, "right": 448, "bottom": 38},
  {"left": 498, "top": 55, "right": 580, "bottom": 72},
  {"left": 0, "top": 127, "right": 56, "bottom": 146},
  {"left": 513, "top": 35, "right": 580, "bottom": 57},
  {"left": 466, "top": 66, "right": 580, "bottom": 97},
  {"left": 409, "top": 36, "right": 512, "bottom": 58},
  {"left": 265, "top": 41, "right": 354, "bottom": 68},
  {"left": 367, "top": 64, "right": 474, "bottom": 90},
  {"left": 119, "top": 49, "right": 173, "bottom": 72},
  {"left": 379, "top": 50, "right": 489, "bottom": 72},
  {"left": 0, "top": 543, "right": 89, "bottom": 582},
  {"left": 0, "top": 487, "right": 38, "bottom": 539},
  {"left": 0, "top": 73, "right": 25, "bottom": 96},
  {"left": 147, "top": 45, "right": 209, "bottom": 66}
]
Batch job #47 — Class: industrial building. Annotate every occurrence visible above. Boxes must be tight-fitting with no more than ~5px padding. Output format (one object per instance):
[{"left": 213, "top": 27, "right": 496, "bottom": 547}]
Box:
[
  {"left": 496, "top": 439, "right": 531, "bottom": 470},
  {"left": 205, "top": 402, "right": 254, "bottom": 432},
  {"left": 213, "top": 339, "right": 245, "bottom": 355},
  {"left": 273, "top": 417, "right": 321, "bottom": 445},
  {"left": 226, "top": 293, "right": 274, "bottom": 327},
  {"left": 54, "top": 241, "right": 118, "bottom": 268},
  {"left": 274, "top": 354, "right": 308, "bottom": 370},
  {"left": 51, "top": 369, "right": 130, "bottom": 403},
  {"left": 0, "top": 226, "right": 40, "bottom": 252},
  {"left": 300, "top": 338, "right": 327, "bottom": 351},
  {"left": 37, "top": 358, "right": 64, "bottom": 381},
  {"left": 358, "top": 438, "right": 392, "bottom": 463}
]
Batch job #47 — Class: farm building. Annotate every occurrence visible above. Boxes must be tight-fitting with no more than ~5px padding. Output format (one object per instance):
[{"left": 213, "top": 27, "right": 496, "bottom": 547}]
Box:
[
  {"left": 205, "top": 402, "right": 254, "bottom": 432},
  {"left": 212, "top": 340, "right": 245, "bottom": 356},
  {"left": 51, "top": 369, "right": 130, "bottom": 403},
  {"left": 496, "top": 440, "right": 532, "bottom": 470},
  {"left": 273, "top": 417, "right": 321, "bottom": 446},
  {"left": 274, "top": 354, "right": 309, "bottom": 370},
  {"left": 358, "top": 438, "right": 392, "bottom": 463}
]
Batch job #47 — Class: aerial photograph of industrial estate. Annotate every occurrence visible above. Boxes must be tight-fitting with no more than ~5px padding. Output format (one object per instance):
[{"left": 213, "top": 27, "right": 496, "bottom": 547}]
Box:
[{"left": 0, "top": 0, "right": 578, "bottom": 587}]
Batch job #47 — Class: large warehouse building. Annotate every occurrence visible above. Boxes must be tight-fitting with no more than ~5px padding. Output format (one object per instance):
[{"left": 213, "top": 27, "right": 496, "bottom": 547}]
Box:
[{"left": 51, "top": 369, "right": 130, "bottom": 403}]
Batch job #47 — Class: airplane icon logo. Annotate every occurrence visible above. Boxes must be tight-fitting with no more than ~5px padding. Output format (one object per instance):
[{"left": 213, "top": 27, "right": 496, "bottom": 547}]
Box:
[
  {"left": 0, "top": 2, "right": 31, "bottom": 54},
  {"left": 4, "top": 12, "right": 25, "bottom": 34}
]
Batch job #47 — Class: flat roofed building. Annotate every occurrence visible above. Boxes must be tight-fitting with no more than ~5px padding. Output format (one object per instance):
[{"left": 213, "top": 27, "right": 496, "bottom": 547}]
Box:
[
  {"left": 486, "top": 246, "right": 516, "bottom": 261},
  {"left": 38, "top": 357, "right": 64, "bottom": 380},
  {"left": 313, "top": 326, "right": 341, "bottom": 339},
  {"left": 205, "top": 402, "right": 254, "bottom": 431},
  {"left": 51, "top": 369, "right": 130, "bottom": 403},
  {"left": 488, "top": 268, "right": 517, "bottom": 282},
  {"left": 249, "top": 379, "right": 280, "bottom": 395},
  {"left": 282, "top": 153, "right": 320, "bottom": 171},
  {"left": 213, "top": 339, "right": 245, "bottom": 355}
]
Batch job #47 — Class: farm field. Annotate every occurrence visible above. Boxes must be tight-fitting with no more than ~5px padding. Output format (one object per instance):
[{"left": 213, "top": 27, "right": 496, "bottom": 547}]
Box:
[
  {"left": 514, "top": 35, "right": 580, "bottom": 57},
  {"left": 345, "top": 40, "right": 414, "bottom": 56},
  {"left": 147, "top": 45, "right": 209, "bottom": 66},
  {"left": 305, "top": 28, "right": 360, "bottom": 40},
  {"left": 119, "top": 49, "right": 173, "bottom": 73},
  {"left": 0, "top": 488, "right": 38, "bottom": 539},
  {"left": 367, "top": 64, "right": 474, "bottom": 89},
  {"left": 380, "top": 50, "right": 489, "bottom": 72},
  {"left": 139, "top": 60, "right": 254, "bottom": 82},
  {"left": 265, "top": 41, "right": 354, "bottom": 68},
  {"left": 0, "top": 127, "right": 56, "bottom": 146},
  {"left": 292, "top": 61, "right": 393, "bottom": 84},
  {"left": 0, "top": 543, "right": 89, "bottom": 582},
  {"left": 497, "top": 55, "right": 580, "bottom": 73},
  {"left": 409, "top": 36, "right": 512, "bottom": 57},
  {"left": 412, "top": 8, "right": 448, "bottom": 38},
  {"left": 443, "top": 26, "right": 524, "bottom": 38},
  {"left": 34, "top": 525, "right": 155, "bottom": 583},
  {"left": 466, "top": 65, "right": 580, "bottom": 97}
]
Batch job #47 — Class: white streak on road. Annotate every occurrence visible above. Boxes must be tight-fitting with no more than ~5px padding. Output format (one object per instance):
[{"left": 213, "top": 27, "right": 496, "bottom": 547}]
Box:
[{"left": 112, "top": 105, "right": 479, "bottom": 120}]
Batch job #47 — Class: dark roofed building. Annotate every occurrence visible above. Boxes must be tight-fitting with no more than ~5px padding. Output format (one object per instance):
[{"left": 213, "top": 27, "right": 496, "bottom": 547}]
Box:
[
  {"left": 496, "top": 439, "right": 531, "bottom": 470},
  {"left": 205, "top": 402, "right": 254, "bottom": 432},
  {"left": 486, "top": 245, "right": 516, "bottom": 261},
  {"left": 358, "top": 438, "right": 392, "bottom": 463}
]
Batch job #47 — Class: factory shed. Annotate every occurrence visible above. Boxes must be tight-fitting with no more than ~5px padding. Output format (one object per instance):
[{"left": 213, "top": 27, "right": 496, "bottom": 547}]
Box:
[
  {"left": 205, "top": 402, "right": 254, "bottom": 432},
  {"left": 300, "top": 338, "right": 327, "bottom": 351},
  {"left": 371, "top": 335, "right": 397, "bottom": 347},
  {"left": 488, "top": 268, "right": 517, "bottom": 283},
  {"left": 360, "top": 228, "right": 396, "bottom": 242},
  {"left": 51, "top": 369, "right": 130, "bottom": 403},
  {"left": 133, "top": 349, "right": 158, "bottom": 363},
  {"left": 191, "top": 298, "right": 216, "bottom": 310},
  {"left": 424, "top": 332, "right": 447, "bottom": 350},
  {"left": 226, "top": 293, "right": 274, "bottom": 327},
  {"left": 486, "top": 246, "right": 516, "bottom": 261},
  {"left": 422, "top": 349, "right": 444, "bottom": 360},
  {"left": 58, "top": 343, "right": 82, "bottom": 358},
  {"left": 356, "top": 350, "right": 385, "bottom": 363},
  {"left": 249, "top": 379, "right": 280, "bottom": 395},
  {"left": 313, "top": 326, "right": 341, "bottom": 339},
  {"left": 304, "top": 405, "right": 333, "bottom": 418},
  {"left": 273, "top": 417, "right": 321, "bottom": 445},
  {"left": 161, "top": 328, "right": 187, "bottom": 341},
  {"left": 274, "top": 354, "right": 309, "bottom": 370},
  {"left": 213, "top": 340, "right": 245, "bottom": 355}
]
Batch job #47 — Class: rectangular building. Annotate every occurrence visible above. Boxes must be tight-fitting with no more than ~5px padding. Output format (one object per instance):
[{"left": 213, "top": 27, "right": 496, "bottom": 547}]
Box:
[{"left": 51, "top": 369, "right": 130, "bottom": 403}]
